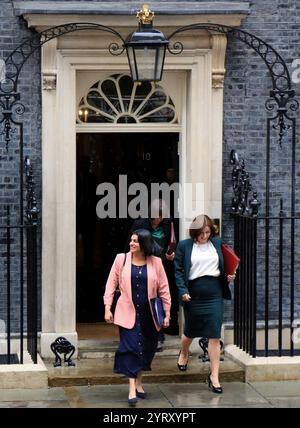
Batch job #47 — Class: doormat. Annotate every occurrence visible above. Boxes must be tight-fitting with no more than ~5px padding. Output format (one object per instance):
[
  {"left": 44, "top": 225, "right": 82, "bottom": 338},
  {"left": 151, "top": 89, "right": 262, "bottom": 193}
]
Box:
[{"left": 0, "top": 354, "right": 19, "bottom": 364}]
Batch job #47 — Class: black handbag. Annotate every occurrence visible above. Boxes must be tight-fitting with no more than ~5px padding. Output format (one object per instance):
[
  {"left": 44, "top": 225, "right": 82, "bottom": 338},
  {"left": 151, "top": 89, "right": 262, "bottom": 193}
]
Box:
[{"left": 111, "top": 253, "right": 126, "bottom": 315}]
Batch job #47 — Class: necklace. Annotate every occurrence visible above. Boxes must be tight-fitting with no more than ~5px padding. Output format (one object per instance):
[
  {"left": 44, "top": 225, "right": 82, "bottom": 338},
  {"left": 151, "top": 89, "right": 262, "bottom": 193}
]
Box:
[{"left": 133, "top": 264, "right": 145, "bottom": 275}]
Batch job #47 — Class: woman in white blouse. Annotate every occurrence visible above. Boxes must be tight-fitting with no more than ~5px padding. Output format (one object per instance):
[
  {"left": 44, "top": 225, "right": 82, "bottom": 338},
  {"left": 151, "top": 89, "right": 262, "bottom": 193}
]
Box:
[{"left": 174, "top": 215, "right": 235, "bottom": 394}]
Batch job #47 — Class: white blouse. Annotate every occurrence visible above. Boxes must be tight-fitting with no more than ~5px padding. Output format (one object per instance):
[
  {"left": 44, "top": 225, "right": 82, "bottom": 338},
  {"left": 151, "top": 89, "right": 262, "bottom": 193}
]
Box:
[{"left": 188, "top": 241, "right": 220, "bottom": 280}]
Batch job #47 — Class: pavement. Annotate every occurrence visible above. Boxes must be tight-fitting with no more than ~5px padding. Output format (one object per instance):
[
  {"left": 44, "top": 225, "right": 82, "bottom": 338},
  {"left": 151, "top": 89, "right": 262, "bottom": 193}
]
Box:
[
  {"left": 2, "top": 335, "right": 300, "bottom": 409},
  {"left": 1, "top": 380, "right": 300, "bottom": 408}
]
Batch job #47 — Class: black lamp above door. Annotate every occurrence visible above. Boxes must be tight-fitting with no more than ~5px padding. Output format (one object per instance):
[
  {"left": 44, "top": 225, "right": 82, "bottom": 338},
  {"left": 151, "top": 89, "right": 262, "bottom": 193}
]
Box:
[{"left": 124, "top": 4, "right": 169, "bottom": 83}]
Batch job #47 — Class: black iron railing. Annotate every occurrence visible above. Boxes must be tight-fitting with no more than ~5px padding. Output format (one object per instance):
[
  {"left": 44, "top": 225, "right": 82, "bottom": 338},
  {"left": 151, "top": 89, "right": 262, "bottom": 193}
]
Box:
[
  {"left": 234, "top": 215, "right": 257, "bottom": 357},
  {"left": 26, "top": 222, "right": 38, "bottom": 363},
  {"left": 0, "top": 158, "right": 39, "bottom": 364},
  {"left": 0, "top": 221, "right": 38, "bottom": 364},
  {"left": 231, "top": 152, "right": 300, "bottom": 357}
]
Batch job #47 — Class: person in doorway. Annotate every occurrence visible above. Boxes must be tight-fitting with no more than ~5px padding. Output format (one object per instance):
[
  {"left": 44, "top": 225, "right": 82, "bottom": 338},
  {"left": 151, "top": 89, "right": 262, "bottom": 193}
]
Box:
[
  {"left": 126, "top": 199, "right": 178, "bottom": 351},
  {"left": 104, "top": 229, "right": 171, "bottom": 406},
  {"left": 174, "top": 214, "right": 235, "bottom": 394}
]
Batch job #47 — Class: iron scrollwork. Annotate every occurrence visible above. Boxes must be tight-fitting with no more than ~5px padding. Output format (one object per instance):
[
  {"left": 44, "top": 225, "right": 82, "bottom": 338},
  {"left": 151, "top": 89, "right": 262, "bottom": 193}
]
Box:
[
  {"left": 167, "top": 23, "right": 298, "bottom": 145},
  {"left": 265, "top": 90, "right": 299, "bottom": 147},
  {"left": 0, "top": 23, "right": 125, "bottom": 149},
  {"left": 230, "top": 150, "right": 260, "bottom": 217},
  {"left": 50, "top": 336, "right": 76, "bottom": 367},
  {"left": 1, "top": 22, "right": 125, "bottom": 94},
  {"left": 0, "top": 93, "right": 24, "bottom": 151},
  {"left": 24, "top": 156, "right": 39, "bottom": 225}
]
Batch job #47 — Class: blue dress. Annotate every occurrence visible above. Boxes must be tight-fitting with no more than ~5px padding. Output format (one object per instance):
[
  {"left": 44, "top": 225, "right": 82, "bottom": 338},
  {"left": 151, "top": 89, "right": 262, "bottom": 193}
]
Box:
[{"left": 113, "top": 264, "right": 159, "bottom": 378}]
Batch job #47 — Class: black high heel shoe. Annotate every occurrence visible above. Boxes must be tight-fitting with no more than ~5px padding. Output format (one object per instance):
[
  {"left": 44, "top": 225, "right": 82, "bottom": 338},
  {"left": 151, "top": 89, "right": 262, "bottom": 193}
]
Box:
[
  {"left": 177, "top": 350, "right": 188, "bottom": 371},
  {"left": 136, "top": 389, "right": 147, "bottom": 399},
  {"left": 128, "top": 396, "right": 138, "bottom": 406},
  {"left": 207, "top": 374, "right": 223, "bottom": 394}
]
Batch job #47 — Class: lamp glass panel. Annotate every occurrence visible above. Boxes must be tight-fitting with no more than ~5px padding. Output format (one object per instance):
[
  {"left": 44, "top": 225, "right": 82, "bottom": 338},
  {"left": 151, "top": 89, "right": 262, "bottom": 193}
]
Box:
[
  {"left": 154, "top": 48, "right": 166, "bottom": 81},
  {"left": 126, "top": 47, "right": 138, "bottom": 81},
  {"left": 134, "top": 47, "right": 157, "bottom": 81}
]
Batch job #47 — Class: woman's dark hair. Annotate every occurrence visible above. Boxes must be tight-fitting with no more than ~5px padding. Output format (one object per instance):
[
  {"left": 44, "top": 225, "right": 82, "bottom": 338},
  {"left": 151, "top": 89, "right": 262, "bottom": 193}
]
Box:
[
  {"left": 189, "top": 214, "right": 216, "bottom": 241},
  {"left": 131, "top": 229, "right": 156, "bottom": 256}
]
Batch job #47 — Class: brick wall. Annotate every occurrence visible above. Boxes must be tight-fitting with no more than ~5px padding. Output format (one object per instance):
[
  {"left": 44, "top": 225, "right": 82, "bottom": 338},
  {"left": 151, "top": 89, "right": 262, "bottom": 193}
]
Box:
[{"left": 0, "top": 0, "right": 41, "bottom": 330}]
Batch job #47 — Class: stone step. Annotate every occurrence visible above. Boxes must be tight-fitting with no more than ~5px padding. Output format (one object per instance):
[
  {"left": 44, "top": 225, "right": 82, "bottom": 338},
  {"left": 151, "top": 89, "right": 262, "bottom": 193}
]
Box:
[
  {"left": 45, "top": 354, "right": 245, "bottom": 388},
  {"left": 79, "top": 349, "right": 181, "bottom": 359},
  {"left": 78, "top": 337, "right": 181, "bottom": 359}
]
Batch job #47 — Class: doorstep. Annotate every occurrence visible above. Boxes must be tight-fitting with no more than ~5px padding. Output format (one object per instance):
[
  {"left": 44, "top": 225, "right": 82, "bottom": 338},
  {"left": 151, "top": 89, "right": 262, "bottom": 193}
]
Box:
[
  {"left": 45, "top": 338, "right": 244, "bottom": 387},
  {"left": 77, "top": 336, "right": 182, "bottom": 359}
]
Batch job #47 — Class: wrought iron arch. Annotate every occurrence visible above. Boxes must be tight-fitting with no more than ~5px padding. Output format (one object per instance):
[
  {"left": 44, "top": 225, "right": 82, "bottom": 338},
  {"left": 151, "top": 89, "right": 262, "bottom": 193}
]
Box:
[
  {"left": 1, "top": 22, "right": 125, "bottom": 93},
  {"left": 1, "top": 22, "right": 294, "bottom": 93},
  {"left": 168, "top": 23, "right": 291, "bottom": 92},
  {"left": 0, "top": 22, "right": 125, "bottom": 152},
  {"left": 167, "top": 23, "right": 298, "bottom": 146}
]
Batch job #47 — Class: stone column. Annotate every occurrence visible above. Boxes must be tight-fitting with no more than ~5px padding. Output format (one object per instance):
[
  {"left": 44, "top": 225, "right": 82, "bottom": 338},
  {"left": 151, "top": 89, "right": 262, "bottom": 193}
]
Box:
[
  {"left": 40, "top": 44, "right": 77, "bottom": 358},
  {"left": 210, "top": 34, "right": 227, "bottom": 221}
]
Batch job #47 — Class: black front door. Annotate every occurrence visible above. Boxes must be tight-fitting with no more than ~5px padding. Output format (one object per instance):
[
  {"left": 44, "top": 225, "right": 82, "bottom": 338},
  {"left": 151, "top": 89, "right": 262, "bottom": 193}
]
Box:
[{"left": 76, "top": 132, "right": 179, "bottom": 322}]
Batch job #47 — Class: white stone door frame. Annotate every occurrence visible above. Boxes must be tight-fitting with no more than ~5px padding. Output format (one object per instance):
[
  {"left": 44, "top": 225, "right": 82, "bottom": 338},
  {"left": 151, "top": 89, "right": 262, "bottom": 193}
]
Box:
[{"left": 40, "top": 42, "right": 226, "bottom": 357}]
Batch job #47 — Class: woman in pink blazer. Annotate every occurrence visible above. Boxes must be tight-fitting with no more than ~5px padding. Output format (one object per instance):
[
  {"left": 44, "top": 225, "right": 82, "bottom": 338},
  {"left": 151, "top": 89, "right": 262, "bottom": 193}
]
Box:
[{"left": 104, "top": 229, "right": 171, "bottom": 406}]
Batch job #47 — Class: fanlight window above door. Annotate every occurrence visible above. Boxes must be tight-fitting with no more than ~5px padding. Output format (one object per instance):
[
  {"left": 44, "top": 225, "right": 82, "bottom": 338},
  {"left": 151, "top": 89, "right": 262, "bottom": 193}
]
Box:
[{"left": 77, "top": 74, "right": 177, "bottom": 124}]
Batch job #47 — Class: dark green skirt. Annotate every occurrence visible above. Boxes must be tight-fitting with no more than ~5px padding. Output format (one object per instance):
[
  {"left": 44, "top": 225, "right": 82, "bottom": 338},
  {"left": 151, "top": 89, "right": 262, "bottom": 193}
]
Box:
[{"left": 183, "top": 275, "right": 223, "bottom": 339}]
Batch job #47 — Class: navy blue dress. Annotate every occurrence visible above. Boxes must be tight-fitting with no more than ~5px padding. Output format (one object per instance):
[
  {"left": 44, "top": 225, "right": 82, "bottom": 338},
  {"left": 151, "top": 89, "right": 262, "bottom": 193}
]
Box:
[{"left": 114, "top": 264, "right": 159, "bottom": 378}]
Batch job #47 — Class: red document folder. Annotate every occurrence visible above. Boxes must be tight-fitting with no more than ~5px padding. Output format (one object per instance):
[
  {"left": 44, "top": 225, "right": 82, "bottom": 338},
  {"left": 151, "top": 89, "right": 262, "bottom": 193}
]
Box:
[{"left": 221, "top": 244, "right": 240, "bottom": 276}]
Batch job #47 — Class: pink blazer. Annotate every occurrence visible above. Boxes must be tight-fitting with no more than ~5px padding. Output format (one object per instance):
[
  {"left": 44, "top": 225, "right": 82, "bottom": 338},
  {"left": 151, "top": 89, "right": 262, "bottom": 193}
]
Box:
[{"left": 103, "top": 252, "right": 171, "bottom": 330}]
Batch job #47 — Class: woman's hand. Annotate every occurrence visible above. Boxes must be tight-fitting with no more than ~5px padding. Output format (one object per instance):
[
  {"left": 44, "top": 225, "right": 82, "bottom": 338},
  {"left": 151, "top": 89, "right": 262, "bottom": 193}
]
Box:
[
  {"left": 165, "top": 252, "right": 175, "bottom": 261},
  {"left": 163, "top": 316, "right": 170, "bottom": 328},
  {"left": 181, "top": 293, "right": 191, "bottom": 302},
  {"left": 227, "top": 274, "right": 236, "bottom": 283},
  {"left": 104, "top": 307, "right": 113, "bottom": 323}
]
